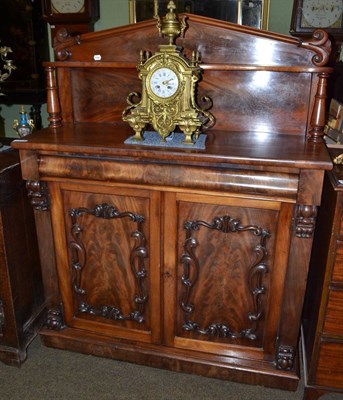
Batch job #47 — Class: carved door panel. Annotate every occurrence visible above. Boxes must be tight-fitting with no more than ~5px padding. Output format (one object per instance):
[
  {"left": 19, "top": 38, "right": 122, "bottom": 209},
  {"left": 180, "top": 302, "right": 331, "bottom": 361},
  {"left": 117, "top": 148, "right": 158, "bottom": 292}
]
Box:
[
  {"left": 49, "top": 182, "right": 161, "bottom": 344},
  {"left": 163, "top": 192, "right": 293, "bottom": 361}
]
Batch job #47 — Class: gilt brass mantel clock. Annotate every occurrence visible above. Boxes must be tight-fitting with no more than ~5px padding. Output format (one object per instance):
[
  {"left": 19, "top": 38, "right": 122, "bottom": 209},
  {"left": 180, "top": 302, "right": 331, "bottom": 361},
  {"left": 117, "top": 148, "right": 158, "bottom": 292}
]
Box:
[{"left": 122, "top": 1, "right": 215, "bottom": 145}]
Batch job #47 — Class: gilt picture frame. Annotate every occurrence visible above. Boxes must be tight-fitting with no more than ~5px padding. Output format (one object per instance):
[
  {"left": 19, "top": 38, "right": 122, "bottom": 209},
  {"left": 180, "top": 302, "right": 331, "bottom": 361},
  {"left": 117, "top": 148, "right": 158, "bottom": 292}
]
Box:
[{"left": 128, "top": 0, "right": 270, "bottom": 30}]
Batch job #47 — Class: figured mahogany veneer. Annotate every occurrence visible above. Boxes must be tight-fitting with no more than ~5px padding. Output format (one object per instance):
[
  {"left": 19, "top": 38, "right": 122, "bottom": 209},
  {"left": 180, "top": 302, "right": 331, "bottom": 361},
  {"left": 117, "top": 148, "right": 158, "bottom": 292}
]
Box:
[{"left": 12, "top": 15, "right": 333, "bottom": 390}]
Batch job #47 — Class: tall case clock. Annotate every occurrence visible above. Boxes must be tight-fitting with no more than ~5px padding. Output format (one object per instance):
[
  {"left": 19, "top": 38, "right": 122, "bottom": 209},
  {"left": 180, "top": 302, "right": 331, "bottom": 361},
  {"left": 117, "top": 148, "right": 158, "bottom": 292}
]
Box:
[
  {"left": 290, "top": 0, "right": 343, "bottom": 37},
  {"left": 42, "top": 0, "right": 100, "bottom": 41}
]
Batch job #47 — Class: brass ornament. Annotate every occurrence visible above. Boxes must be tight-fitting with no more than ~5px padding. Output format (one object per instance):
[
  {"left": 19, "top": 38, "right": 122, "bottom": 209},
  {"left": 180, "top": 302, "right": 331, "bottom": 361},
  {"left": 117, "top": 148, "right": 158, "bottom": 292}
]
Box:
[
  {"left": 122, "top": 0, "right": 215, "bottom": 145},
  {"left": 333, "top": 153, "right": 343, "bottom": 164}
]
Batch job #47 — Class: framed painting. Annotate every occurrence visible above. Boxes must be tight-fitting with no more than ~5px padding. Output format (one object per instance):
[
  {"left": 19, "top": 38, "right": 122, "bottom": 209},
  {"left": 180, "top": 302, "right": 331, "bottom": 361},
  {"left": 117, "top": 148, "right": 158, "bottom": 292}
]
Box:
[{"left": 128, "top": 0, "right": 270, "bottom": 30}]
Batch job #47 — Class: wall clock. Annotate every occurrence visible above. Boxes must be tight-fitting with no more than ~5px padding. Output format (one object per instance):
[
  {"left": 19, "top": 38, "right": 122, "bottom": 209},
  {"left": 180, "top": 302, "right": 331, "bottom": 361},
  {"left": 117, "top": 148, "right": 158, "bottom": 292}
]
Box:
[
  {"left": 290, "top": 0, "right": 343, "bottom": 37},
  {"left": 42, "top": 0, "right": 100, "bottom": 40},
  {"left": 122, "top": 1, "right": 215, "bottom": 145}
]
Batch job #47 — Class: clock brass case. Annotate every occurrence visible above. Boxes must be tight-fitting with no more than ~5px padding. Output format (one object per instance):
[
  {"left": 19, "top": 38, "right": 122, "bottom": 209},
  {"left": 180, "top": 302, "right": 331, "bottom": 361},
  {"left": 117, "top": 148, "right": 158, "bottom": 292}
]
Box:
[{"left": 122, "top": 1, "right": 215, "bottom": 145}]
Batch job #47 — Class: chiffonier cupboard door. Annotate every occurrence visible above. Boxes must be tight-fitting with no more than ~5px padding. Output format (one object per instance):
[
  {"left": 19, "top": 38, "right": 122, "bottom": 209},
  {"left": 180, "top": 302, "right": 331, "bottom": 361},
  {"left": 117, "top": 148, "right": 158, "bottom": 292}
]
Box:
[
  {"left": 163, "top": 192, "right": 293, "bottom": 361},
  {"left": 48, "top": 181, "right": 162, "bottom": 344}
]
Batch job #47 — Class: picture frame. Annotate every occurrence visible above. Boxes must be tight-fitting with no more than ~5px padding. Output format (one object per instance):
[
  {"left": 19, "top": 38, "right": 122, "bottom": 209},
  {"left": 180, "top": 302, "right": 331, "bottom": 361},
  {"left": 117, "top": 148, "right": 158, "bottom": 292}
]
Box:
[{"left": 128, "top": 0, "right": 270, "bottom": 30}]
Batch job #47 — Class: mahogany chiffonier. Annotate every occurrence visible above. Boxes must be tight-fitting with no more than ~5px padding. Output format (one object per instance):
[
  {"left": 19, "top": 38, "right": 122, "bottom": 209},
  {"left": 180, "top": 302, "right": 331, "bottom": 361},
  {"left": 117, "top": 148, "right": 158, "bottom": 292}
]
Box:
[
  {"left": 0, "top": 147, "right": 45, "bottom": 366},
  {"left": 302, "top": 148, "right": 343, "bottom": 399},
  {"left": 12, "top": 11, "right": 333, "bottom": 390}
]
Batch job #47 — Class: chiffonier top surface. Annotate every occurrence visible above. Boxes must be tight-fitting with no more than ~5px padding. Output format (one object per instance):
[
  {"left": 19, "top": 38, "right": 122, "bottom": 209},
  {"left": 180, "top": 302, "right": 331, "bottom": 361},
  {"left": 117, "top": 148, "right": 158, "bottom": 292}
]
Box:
[
  {"left": 13, "top": 122, "right": 332, "bottom": 170},
  {"left": 12, "top": 13, "right": 333, "bottom": 171}
]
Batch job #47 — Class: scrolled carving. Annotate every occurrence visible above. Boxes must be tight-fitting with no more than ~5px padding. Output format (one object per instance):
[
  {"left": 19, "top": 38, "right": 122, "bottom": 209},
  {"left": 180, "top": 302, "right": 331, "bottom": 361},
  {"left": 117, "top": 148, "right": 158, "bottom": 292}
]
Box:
[
  {"left": 26, "top": 180, "right": 50, "bottom": 211},
  {"left": 69, "top": 203, "right": 148, "bottom": 324},
  {"left": 294, "top": 205, "right": 317, "bottom": 238},
  {"left": 54, "top": 27, "right": 81, "bottom": 61},
  {"left": 122, "top": 92, "right": 142, "bottom": 117},
  {"left": 299, "top": 29, "right": 331, "bottom": 67},
  {"left": 79, "top": 302, "right": 145, "bottom": 324},
  {"left": 181, "top": 215, "right": 270, "bottom": 340},
  {"left": 45, "top": 306, "right": 65, "bottom": 330},
  {"left": 276, "top": 345, "right": 295, "bottom": 371}
]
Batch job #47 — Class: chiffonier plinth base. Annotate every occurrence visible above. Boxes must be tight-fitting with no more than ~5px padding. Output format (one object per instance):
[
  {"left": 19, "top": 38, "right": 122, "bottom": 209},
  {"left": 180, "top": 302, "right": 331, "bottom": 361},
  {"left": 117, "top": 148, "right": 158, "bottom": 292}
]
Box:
[{"left": 39, "top": 327, "right": 300, "bottom": 391}]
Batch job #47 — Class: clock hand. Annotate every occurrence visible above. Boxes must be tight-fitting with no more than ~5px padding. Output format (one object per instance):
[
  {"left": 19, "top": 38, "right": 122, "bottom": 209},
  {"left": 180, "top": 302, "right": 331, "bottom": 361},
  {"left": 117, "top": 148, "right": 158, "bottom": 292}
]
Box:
[{"left": 162, "top": 78, "right": 174, "bottom": 85}]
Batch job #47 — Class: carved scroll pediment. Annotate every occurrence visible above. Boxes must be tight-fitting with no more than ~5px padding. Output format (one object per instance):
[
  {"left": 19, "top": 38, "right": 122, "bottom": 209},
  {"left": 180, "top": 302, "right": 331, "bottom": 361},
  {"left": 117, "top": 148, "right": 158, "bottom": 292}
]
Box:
[
  {"left": 298, "top": 29, "right": 331, "bottom": 67},
  {"left": 54, "top": 27, "right": 81, "bottom": 61}
]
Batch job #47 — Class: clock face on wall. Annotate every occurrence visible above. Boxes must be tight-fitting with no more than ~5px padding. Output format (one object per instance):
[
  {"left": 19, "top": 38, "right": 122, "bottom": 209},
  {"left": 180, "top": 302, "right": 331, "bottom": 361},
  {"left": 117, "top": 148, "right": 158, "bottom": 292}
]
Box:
[
  {"left": 302, "top": 0, "right": 343, "bottom": 28},
  {"left": 290, "top": 0, "right": 343, "bottom": 37},
  {"left": 51, "top": 0, "right": 85, "bottom": 14}
]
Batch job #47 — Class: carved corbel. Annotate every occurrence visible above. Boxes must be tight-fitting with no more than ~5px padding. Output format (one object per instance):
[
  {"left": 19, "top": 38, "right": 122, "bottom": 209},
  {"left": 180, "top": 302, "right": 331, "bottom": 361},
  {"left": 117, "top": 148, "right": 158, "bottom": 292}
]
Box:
[
  {"left": 276, "top": 345, "right": 295, "bottom": 371},
  {"left": 53, "top": 27, "right": 81, "bottom": 61},
  {"left": 294, "top": 205, "right": 317, "bottom": 238},
  {"left": 26, "top": 180, "right": 50, "bottom": 211},
  {"left": 45, "top": 305, "right": 65, "bottom": 331}
]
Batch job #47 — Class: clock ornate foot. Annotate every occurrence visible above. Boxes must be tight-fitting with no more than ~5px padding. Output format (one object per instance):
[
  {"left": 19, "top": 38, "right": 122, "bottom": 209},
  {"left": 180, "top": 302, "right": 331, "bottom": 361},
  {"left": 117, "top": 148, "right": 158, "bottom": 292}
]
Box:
[
  {"left": 182, "top": 132, "right": 195, "bottom": 145},
  {"left": 131, "top": 129, "right": 145, "bottom": 141},
  {"left": 180, "top": 120, "right": 202, "bottom": 145},
  {"left": 127, "top": 118, "right": 147, "bottom": 141}
]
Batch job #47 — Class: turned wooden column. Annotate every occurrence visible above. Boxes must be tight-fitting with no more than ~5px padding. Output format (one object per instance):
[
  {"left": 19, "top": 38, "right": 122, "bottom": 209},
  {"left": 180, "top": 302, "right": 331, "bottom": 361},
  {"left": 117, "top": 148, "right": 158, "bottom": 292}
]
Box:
[
  {"left": 46, "top": 66, "right": 62, "bottom": 128},
  {"left": 307, "top": 72, "right": 330, "bottom": 143}
]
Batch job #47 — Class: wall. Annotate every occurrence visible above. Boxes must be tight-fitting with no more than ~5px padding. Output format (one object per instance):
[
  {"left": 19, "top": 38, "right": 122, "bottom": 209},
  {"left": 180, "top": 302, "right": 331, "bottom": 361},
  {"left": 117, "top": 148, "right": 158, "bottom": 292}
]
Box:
[
  {"left": 1, "top": 0, "right": 293, "bottom": 138},
  {"left": 268, "top": 0, "right": 293, "bottom": 35}
]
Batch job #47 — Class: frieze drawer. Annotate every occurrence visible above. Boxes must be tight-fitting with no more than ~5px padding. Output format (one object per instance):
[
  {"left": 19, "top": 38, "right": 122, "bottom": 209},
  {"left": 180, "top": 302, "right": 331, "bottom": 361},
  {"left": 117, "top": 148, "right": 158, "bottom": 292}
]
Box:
[{"left": 38, "top": 155, "right": 299, "bottom": 200}]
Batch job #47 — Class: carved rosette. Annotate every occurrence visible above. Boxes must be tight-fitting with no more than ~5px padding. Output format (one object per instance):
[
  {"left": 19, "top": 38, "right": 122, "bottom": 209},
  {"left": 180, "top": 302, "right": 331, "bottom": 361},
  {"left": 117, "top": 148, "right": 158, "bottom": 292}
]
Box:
[
  {"left": 69, "top": 203, "right": 148, "bottom": 324},
  {"left": 45, "top": 306, "right": 65, "bottom": 330},
  {"left": 294, "top": 205, "right": 317, "bottom": 238},
  {"left": 180, "top": 215, "right": 270, "bottom": 340},
  {"left": 276, "top": 345, "right": 295, "bottom": 371},
  {"left": 26, "top": 180, "right": 50, "bottom": 211}
]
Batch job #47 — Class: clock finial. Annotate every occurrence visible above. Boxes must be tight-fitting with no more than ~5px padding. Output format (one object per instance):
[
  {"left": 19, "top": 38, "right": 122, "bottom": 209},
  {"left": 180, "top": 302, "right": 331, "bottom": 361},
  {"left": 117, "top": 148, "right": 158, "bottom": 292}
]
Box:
[{"left": 156, "top": 0, "right": 187, "bottom": 46}]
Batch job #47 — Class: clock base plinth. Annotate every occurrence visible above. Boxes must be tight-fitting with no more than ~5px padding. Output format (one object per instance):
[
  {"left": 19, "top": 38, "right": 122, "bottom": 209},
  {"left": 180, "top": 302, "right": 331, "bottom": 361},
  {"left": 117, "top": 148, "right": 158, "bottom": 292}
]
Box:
[{"left": 124, "top": 131, "right": 207, "bottom": 150}]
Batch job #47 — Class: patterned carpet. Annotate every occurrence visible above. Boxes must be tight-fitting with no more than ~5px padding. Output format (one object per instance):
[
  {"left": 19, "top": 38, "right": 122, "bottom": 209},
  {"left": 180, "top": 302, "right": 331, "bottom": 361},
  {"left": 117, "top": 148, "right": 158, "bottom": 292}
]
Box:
[{"left": 0, "top": 337, "right": 340, "bottom": 400}]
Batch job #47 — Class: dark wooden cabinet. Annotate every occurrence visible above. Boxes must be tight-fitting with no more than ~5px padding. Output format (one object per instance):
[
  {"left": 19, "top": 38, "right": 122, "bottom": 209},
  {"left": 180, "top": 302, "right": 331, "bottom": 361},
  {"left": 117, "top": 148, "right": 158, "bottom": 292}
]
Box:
[
  {"left": 0, "top": 0, "right": 48, "bottom": 129},
  {"left": 302, "top": 149, "right": 343, "bottom": 399},
  {"left": 0, "top": 148, "right": 45, "bottom": 366},
  {"left": 12, "top": 14, "right": 333, "bottom": 390}
]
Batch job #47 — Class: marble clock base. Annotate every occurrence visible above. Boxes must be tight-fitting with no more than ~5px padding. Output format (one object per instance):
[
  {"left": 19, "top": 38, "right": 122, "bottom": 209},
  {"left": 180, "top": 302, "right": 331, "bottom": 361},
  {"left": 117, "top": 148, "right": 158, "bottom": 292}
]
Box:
[{"left": 124, "top": 131, "right": 207, "bottom": 150}]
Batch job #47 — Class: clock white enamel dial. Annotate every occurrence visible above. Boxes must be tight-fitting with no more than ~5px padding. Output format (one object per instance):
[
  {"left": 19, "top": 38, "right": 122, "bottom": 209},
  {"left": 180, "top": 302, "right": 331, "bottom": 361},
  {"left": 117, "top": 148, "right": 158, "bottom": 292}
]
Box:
[
  {"left": 149, "top": 67, "right": 179, "bottom": 99},
  {"left": 51, "top": 0, "right": 85, "bottom": 14},
  {"left": 302, "top": 0, "right": 343, "bottom": 28}
]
